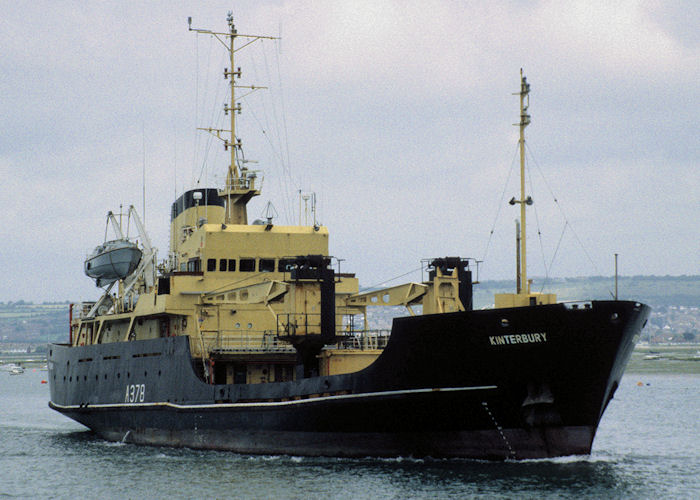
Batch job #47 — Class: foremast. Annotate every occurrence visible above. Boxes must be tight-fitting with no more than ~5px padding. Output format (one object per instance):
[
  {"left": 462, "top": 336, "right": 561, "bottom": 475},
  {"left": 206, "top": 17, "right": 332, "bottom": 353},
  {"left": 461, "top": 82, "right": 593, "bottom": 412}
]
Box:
[
  {"left": 515, "top": 69, "right": 531, "bottom": 294},
  {"left": 495, "top": 70, "right": 555, "bottom": 308},
  {"left": 188, "top": 13, "right": 278, "bottom": 225}
]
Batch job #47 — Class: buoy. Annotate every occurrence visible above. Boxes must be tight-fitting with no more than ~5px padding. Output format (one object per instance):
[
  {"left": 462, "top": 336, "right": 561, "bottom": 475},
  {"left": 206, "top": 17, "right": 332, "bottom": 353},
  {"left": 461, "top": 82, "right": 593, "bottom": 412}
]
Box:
[
  {"left": 637, "top": 381, "right": 643, "bottom": 386},
  {"left": 41, "top": 380, "right": 48, "bottom": 384}
]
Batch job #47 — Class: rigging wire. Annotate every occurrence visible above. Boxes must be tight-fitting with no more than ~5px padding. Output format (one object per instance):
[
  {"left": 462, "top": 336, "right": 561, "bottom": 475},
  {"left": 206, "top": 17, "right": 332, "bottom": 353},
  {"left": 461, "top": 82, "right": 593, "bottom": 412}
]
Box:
[
  {"left": 189, "top": 29, "right": 303, "bottom": 227},
  {"left": 236, "top": 37, "right": 300, "bottom": 226},
  {"left": 525, "top": 155, "right": 551, "bottom": 290},
  {"left": 261, "top": 39, "right": 294, "bottom": 224},
  {"left": 273, "top": 37, "right": 299, "bottom": 223},
  {"left": 246, "top": 37, "right": 297, "bottom": 225},
  {"left": 525, "top": 142, "right": 613, "bottom": 296},
  {"left": 481, "top": 143, "right": 520, "bottom": 268},
  {"left": 190, "top": 36, "right": 214, "bottom": 187},
  {"left": 540, "top": 222, "right": 569, "bottom": 293},
  {"left": 196, "top": 43, "right": 227, "bottom": 186},
  {"left": 196, "top": 103, "right": 223, "bottom": 185},
  {"left": 192, "top": 33, "right": 213, "bottom": 185},
  {"left": 191, "top": 33, "right": 200, "bottom": 190},
  {"left": 244, "top": 101, "right": 288, "bottom": 177},
  {"left": 481, "top": 137, "right": 613, "bottom": 296},
  {"left": 359, "top": 266, "right": 425, "bottom": 293}
]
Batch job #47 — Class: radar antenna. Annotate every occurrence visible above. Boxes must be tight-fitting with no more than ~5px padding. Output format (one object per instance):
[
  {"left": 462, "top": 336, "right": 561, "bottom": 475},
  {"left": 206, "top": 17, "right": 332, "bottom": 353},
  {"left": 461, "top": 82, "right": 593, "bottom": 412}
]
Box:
[{"left": 188, "top": 13, "right": 279, "bottom": 225}]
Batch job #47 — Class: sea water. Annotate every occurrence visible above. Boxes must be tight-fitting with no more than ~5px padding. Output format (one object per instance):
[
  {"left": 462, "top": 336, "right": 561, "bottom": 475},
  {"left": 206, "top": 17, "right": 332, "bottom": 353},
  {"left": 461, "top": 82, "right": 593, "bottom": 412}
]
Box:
[{"left": 1, "top": 369, "right": 698, "bottom": 499}]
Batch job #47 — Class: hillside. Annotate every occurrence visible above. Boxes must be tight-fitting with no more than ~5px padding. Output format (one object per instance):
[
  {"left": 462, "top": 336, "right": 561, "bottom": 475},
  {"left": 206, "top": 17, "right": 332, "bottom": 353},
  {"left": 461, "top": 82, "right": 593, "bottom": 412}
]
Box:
[
  {"left": 1, "top": 275, "right": 698, "bottom": 347},
  {"left": 0, "top": 301, "right": 69, "bottom": 344},
  {"left": 474, "top": 275, "right": 699, "bottom": 308}
]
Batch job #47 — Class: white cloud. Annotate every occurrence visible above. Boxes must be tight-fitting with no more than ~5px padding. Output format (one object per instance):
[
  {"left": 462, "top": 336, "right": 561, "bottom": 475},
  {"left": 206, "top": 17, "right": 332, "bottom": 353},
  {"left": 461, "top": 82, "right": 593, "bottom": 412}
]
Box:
[{"left": 0, "top": 0, "right": 697, "bottom": 301}]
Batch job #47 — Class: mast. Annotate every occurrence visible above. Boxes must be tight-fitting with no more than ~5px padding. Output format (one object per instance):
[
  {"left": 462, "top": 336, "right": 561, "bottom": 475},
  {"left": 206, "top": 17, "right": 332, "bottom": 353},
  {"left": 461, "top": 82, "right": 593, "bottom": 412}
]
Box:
[
  {"left": 496, "top": 71, "right": 556, "bottom": 308},
  {"left": 188, "top": 13, "right": 277, "bottom": 225},
  {"left": 509, "top": 69, "right": 532, "bottom": 295}
]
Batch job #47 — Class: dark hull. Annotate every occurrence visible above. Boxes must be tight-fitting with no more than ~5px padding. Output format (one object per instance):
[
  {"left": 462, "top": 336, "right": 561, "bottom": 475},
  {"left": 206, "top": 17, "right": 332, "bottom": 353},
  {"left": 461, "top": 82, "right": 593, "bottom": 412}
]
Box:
[{"left": 48, "top": 300, "right": 649, "bottom": 460}]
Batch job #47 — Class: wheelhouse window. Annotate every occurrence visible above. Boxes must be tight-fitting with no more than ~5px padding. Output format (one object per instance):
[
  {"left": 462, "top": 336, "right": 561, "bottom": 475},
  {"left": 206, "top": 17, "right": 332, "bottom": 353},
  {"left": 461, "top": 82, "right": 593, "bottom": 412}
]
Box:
[
  {"left": 259, "top": 259, "right": 275, "bottom": 272},
  {"left": 239, "top": 258, "right": 255, "bottom": 272},
  {"left": 278, "top": 259, "right": 295, "bottom": 272},
  {"left": 228, "top": 259, "right": 236, "bottom": 271},
  {"left": 207, "top": 259, "right": 216, "bottom": 272},
  {"left": 187, "top": 258, "right": 201, "bottom": 272},
  {"left": 219, "top": 259, "right": 227, "bottom": 272}
]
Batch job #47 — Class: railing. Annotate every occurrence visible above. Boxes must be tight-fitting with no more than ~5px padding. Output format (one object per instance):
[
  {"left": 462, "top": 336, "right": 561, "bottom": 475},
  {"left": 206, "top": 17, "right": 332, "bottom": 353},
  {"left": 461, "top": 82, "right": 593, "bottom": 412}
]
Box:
[
  {"left": 201, "top": 331, "right": 296, "bottom": 353},
  {"left": 277, "top": 313, "right": 323, "bottom": 337},
  {"left": 75, "top": 302, "right": 94, "bottom": 320},
  {"left": 334, "top": 329, "right": 392, "bottom": 350},
  {"left": 199, "top": 328, "right": 392, "bottom": 354},
  {"left": 225, "top": 172, "right": 257, "bottom": 192}
]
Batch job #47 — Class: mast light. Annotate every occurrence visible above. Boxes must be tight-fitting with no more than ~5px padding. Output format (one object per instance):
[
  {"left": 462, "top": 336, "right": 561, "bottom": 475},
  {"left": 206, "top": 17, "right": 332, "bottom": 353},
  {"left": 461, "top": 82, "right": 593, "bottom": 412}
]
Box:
[{"left": 508, "top": 196, "right": 534, "bottom": 206}]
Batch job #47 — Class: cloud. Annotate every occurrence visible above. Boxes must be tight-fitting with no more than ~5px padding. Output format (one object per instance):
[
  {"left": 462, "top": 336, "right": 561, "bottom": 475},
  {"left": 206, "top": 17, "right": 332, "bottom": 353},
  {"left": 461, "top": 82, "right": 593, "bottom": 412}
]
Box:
[{"left": 0, "top": 0, "right": 697, "bottom": 302}]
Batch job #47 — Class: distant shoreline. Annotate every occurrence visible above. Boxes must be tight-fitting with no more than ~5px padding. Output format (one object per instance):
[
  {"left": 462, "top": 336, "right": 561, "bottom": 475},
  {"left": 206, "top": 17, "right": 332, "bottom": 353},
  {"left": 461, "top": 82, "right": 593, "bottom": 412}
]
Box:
[{"left": 626, "top": 344, "right": 700, "bottom": 375}]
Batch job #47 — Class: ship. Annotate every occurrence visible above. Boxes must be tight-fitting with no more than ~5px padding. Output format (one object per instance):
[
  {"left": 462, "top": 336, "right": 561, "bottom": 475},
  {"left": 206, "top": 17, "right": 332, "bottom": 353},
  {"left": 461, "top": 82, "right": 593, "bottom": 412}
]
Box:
[{"left": 48, "top": 13, "right": 650, "bottom": 460}]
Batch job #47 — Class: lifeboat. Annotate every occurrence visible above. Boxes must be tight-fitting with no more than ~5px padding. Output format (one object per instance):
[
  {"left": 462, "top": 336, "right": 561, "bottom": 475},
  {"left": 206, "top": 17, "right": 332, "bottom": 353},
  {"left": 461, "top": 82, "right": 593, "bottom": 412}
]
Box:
[{"left": 84, "top": 239, "right": 142, "bottom": 286}]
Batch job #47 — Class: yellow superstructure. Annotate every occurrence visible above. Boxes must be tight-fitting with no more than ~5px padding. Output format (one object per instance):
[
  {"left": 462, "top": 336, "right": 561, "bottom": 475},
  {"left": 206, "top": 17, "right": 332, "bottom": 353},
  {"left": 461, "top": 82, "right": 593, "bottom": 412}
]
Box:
[
  {"left": 70, "top": 14, "right": 523, "bottom": 387},
  {"left": 69, "top": 14, "right": 471, "bottom": 383}
]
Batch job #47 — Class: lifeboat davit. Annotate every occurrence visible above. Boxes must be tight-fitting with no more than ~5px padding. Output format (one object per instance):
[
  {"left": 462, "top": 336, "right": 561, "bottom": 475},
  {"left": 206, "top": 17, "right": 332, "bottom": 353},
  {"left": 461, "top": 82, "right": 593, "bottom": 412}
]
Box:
[{"left": 84, "top": 239, "right": 142, "bottom": 287}]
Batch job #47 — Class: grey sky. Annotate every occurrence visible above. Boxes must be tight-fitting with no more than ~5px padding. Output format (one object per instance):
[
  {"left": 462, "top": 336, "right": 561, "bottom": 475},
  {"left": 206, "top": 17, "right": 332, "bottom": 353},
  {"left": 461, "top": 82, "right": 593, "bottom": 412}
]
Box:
[{"left": 1, "top": 1, "right": 698, "bottom": 303}]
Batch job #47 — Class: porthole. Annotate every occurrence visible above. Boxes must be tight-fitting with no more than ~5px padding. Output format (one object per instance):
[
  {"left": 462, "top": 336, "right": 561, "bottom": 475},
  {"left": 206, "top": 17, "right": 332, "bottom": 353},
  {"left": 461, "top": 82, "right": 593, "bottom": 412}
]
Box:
[
  {"left": 247, "top": 323, "right": 253, "bottom": 329},
  {"left": 158, "top": 370, "right": 162, "bottom": 376},
  {"left": 117, "top": 373, "right": 121, "bottom": 379},
  {"left": 144, "top": 371, "right": 148, "bottom": 377},
  {"left": 127, "top": 372, "right": 130, "bottom": 378}
]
